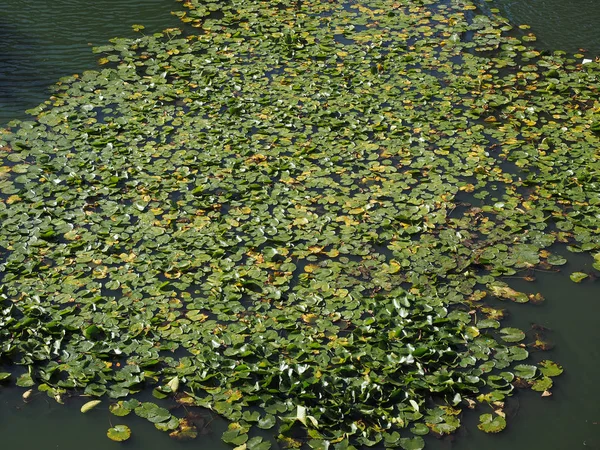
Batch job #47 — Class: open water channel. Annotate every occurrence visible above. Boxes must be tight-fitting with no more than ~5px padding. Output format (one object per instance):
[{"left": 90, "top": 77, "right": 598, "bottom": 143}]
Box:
[{"left": 0, "top": 0, "right": 599, "bottom": 449}]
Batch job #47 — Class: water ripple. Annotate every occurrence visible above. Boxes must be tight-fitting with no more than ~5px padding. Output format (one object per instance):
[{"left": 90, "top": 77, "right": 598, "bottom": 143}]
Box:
[
  {"left": 0, "top": 0, "right": 184, "bottom": 124},
  {"left": 478, "top": 0, "right": 600, "bottom": 54}
]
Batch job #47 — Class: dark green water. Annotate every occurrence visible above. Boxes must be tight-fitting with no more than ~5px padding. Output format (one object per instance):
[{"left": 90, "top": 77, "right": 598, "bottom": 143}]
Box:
[
  {"left": 475, "top": 0, "right": 600, "bottom": 55},
  {"left": 0, "top": 0, "right": 184, "bottom": 124},
  {"left": 0, "top": 0, "right": 599, "bottom": 449},
  {"left": 425, "top": 249, "right": 600, "bottom": 450}
]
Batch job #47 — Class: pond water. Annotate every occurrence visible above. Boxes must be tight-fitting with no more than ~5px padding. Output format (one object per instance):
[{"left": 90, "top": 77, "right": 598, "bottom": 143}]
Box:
[
  {"left": 1, "top": 251, "right": 598, "bottom": 450},
  {"left": 0, "top": 0, "right": 184, "bottom": 124},
  {"left": 0, "top": 1, "right": 599, "bottom": 450},
  {"left": 475, "top": 0, "right": 600, "bottom": 56}
]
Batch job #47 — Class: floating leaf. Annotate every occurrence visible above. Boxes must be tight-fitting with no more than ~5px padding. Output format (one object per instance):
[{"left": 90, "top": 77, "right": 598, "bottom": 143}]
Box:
[
  {"left": 410, "top": 423, "right": 429, "bottom": 436},
  {"left": 257, "top": 414, "right": 277, "bottom": 430},
  {"left": 514, "top": 364, "right": 538, "bottom": 380},
  {"left": 107, "top": 425, "right": 131, "bottom": 442},
  {"left": 399, "top": 436, "right": 425, "bottom": 450},
  {"left": 80, "top": 400, "right": 101, "bottom": 413},
  {"left": 109, "top": 401, "right": 133, "bottom": 417},
  {"left": 570, "top": 272, "right": 588, "bottom": 283},
  {"left": 167, "top": 376, "right": 180, "bottom": 393},
  {"left": 531, "top": 377, "right": 553, "bottom": 392},
  {"left": 16, "top": 374, "right": 34, "bottom": 388},
  {"left": 135, "top": 402, "right": 171, "bottom": 423},
  {"left": 156, "top": 416, "right": 181, "bottom": 432},
  {"left": 477, "top": 414, "right": 506, "bottom": 433},
  {"left": 246, "top": 436, "right": 271, "bottom": 450},
  {"left": 546, "top": 254, "right": 567, "bottom": 266},
  {"left": 539, "top": 360, "right": 564, "bottom": 377},
  {"left": 500, "top": 327, "right": 526, "bottom": 343},
  {"left": 222, "top": 429, "right": 248, "bottom": 446}
]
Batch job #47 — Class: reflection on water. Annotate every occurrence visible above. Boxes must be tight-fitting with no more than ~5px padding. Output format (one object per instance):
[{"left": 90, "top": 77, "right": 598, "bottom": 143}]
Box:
[
  {"left": 476, "top": 0, "right": 600, "bottom": 55},
  {"left": 0, "top": 0, "right": 184, "bottom": 124}
]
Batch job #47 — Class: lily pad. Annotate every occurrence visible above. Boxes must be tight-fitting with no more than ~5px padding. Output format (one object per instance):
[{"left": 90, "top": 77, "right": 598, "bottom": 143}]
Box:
[
  {"left": 80, "top": 400, "right": 102, "bottom": 413},
  {"left": 546, "top": 254, "right": 567, "bottom": 266},
  {"left": 107, "top": 425, "right": 131, "bottom": 442},
  {"left": 569, "top": 272, "right": 588, "bottom": 283},
  {"left": 500, "top": 327, "right": 526, "bottom": 343},
  {"left": 400, "top": 437, "right": 425, "bottom": 450},
  {"left": 514, "top": 364, "right": 538, "bottom": 380},
  {"left": 257, "top": 414, "right": 277, "bottom": 430},
  {"left": 109, "top": 401, "right": 133, "bottom": 417},
  {"left": 135, "top": 402, "right": 171, "bottom": 423},
  {"left": 222, "top": 429, "right": 249, "bottom": 446},
  {"left": 531, "top": 377, "right": 553, "bottom": 392},
  {"left": 477, "top": 414, "right": 506, "bottom": 433},
  {"left": 539, "top": 360, "right": 564, "bottom": 377}
]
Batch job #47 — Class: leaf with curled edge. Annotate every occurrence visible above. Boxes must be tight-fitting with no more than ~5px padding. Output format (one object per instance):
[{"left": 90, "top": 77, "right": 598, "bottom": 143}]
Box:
[{"left": 477, "top": 414, "right": 506, "bottom": 433}]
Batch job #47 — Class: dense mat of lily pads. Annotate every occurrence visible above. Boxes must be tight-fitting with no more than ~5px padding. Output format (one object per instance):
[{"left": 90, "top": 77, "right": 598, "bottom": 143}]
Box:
[{"left": 0, "top": 0, "right": 598, "bottom": 448}]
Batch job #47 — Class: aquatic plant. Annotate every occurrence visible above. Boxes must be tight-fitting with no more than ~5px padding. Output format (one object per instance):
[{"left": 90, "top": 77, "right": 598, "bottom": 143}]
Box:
[{"left": 0, "top": 0, "right": 597, "bottom": 448}]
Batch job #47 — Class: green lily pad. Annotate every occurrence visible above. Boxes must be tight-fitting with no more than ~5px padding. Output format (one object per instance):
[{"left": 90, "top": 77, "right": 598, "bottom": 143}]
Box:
[
  {"left": 570, "top": 272, "right": 589, "bottom": 283},
  {"left": 509, "top": 347, "right": 530, "bottom": 361},
  {"left": 107, "top": 425, "right": 131, "bottom": 442},
  {"left": 477, "top": 414, "right": 506, "bottom": 433},
  {"left": 546, "top": 254, "right": 567, "bottom": 266},
  {"left": 155, "top": 416, "right": 181, "bottom": 432},
  {"left": 247, "top": 436, "right": 272, "bottom": 450},
  {"left": 514, "top": 364, "right": 538, "bottom": 379},
  {"left": 257, "top": 414, "right": 277, "bottom": 430},
  {"left": 135, "top": 402, "right": 171, "bottom": 423},
  {"left": 410, "top": 423, "right": 430, "bottom": 436},
  {"left": 539, "top": 360, "right": 564, "bottom": 377},
  {"left": 400, "top": 436, "right": 425, "bottom": 450},
  {"left": 500, "top": 327, "right": 526, "bottom": 343},
  {"left": 222, "top": 429, "right": 248, "bottom": 446},
  {"left": 109, "top": 401, "right": 133, "bottom": 417},
  {"left": 531, "top": 377, "right": 553, "bottom": 392},
  {"left": 16, "top": 373, "right": 34, "bottom": 388}
]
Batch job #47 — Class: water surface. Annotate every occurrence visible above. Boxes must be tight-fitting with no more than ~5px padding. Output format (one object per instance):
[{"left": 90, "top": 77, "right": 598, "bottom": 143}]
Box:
[
  {"left": 0, "top": 1, "right": 599, "bottom": 449},
  {"left": 0, "top": 0, "right": 184, "bottom": 124},
  {"left": 476, "top": 0, "right": 600, "bottom": 55}
]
